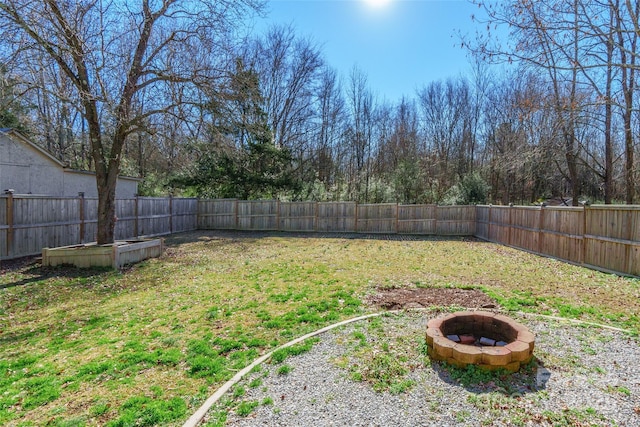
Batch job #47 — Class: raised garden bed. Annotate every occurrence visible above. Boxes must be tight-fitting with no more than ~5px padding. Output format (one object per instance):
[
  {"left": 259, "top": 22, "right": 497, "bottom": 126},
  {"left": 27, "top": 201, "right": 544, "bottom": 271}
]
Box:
[{"left": 42, "top": 238, "right": 163, "bottom": 269}]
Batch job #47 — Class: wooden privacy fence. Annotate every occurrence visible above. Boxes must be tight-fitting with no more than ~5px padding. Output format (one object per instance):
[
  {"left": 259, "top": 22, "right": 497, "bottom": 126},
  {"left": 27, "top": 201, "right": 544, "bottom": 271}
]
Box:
[
  {"left": 476, "top": 204, "right": 640, "bottom": 277},
  {"left": 2, "top": 194, "right": 639, "bottom": 278},
  {"left": 197, "top": 200, "right": 476, "bottom": 235},
  {"left": 0, "top": 193, "right": 198, "bottom": 260}
]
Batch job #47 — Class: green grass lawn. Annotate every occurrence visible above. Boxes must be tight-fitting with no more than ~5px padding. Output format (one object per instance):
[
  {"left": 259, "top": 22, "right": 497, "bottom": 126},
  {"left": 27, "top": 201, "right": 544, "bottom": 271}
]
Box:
[{"left": 1, "top": 231, "right": 638, "bottom": 426}]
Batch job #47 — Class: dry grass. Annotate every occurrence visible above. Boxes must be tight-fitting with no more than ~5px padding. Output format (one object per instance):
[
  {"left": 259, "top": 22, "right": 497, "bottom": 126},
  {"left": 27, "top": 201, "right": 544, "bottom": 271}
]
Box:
[{"left": 0, "top": 231, "right": 638, "bottom": 426}]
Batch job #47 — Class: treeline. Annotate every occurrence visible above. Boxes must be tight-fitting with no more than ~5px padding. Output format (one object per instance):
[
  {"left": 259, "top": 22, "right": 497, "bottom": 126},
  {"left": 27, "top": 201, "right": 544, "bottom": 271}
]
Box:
[{"left": 1, "top": 1, "right": 639, "bottom": 206}]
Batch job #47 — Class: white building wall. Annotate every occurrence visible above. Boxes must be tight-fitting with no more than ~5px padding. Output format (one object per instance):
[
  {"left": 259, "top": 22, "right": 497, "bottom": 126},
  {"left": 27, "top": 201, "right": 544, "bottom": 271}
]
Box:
[
  {"left": 0, "top": 132, "right": 139, "bottom": 197},
  {"left": 115, "top": 178, "right": 139, "bottom": 198},
  {"left": 61, "top": 172, "right": 138, "bottom": 198},
  {"left": 0, "top": 133, "right": 65, "bottom": 195},
  {"left": 62, "top": 171, "right": 98, "bottom": 197}
]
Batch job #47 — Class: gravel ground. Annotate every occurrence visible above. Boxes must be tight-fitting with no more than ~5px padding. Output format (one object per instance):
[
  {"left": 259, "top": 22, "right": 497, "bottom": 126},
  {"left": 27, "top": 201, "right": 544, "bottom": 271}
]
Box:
[{"left": 206, "top": 311, "right": 640, "bottom": 427}]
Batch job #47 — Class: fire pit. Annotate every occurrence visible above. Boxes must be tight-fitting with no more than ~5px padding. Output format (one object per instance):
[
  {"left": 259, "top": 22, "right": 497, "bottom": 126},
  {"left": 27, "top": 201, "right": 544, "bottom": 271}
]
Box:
[{"left": 426, "top": 311, "right": 535, "bottom": 373}]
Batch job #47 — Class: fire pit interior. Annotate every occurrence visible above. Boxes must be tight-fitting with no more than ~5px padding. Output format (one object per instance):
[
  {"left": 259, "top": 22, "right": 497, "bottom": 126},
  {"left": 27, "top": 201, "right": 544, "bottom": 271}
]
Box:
[{"left": 426, "top": 311, "right": 535, "bottom": 373}]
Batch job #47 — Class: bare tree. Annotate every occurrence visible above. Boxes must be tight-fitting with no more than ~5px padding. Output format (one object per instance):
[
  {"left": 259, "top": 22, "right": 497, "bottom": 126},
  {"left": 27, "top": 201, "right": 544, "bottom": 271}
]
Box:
[
  {"left": 313, "top": 66, "right": 345, "bottom": 193},
  {"left": 417, "top": 78, "right": 472, "bottom": 201},
  {"left": 247, "top": 25, "right": 324, "bottom": 180},
  {"left": 613, "top": 0, "right": 638, "bottom": 203},
  {"left": 0, "top": 0, "right": 262, "bottom": 243},
  {"left": 471, "top": 0, "right": 640, "bottom": 204},
  {"left": 395, "top": 99, "right": 423, "bottom": 203},
  {"left": 346, "top": 66, "right": 375, "bottom": 202}
]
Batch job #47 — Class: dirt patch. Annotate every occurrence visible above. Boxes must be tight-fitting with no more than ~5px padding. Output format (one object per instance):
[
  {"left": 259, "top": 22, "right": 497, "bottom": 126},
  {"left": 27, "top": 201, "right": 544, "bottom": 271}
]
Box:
[
  {"left": 0, "top": 255, "right": 39, "bottom": 274},
  {"left": 367, "top": 287, "right": 498, "bottom": 310}
]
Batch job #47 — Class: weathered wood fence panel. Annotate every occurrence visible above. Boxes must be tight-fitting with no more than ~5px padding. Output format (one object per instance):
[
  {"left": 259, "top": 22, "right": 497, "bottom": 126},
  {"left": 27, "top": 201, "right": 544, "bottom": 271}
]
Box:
[
  {"left": 397, "top": 204, "right": 436, "bottom": 234},
  {"left": 194, "top": 202, "right": 479, "bottom": 235},
  {"left": 0, "top": 196, "right": 7, "bottom": 258},
  {"left": 237, "top": 200, "right": 277, "bottom": 230},
  {"left": 9, "top": 196, "right": 82, "bottom": 258},
  {"left": 82, "top": 198, "right": 99, "bottom": 243},
  {"left": 136, "top": 197, "right": 171, "bottom": 237},
  {"left": 317, "top": 202, "right": 357, "bottom": 232},
  {"left": 488, "top": 206, "right": 510, "bottom": 243},
  {"left": 115, "top": 198, "right": 137, "bottom": 240},
  {"left": 474, "top": 206, "right": 489, "bottom": 240},
  {"left": 279, "top": 202, "right": 316, "bottom": 232},
  {"left": 540, "top": 207, "right": 583, "bottom": 264},
  {"left": 198, "top": 199, "right": 237, "bottom": 229},
  {"left": 357, "top": 203, "right": 397, "bottom": 233},
  {"left": 509, "top": 207, "right": 540, "bottom": 253},
  {"left": 172, "top": 198, "right": 198, "bottom": 233},
  {"left": 0, "top": 193, "right": 198, "bottom": 259},
  {"left": 436, "top": 206, "right": 476, "bottom": 235},
  {"left": 476, "top": 204, "right": 640, "bottom": 277},
  {"left": 584, "top": 205, "right": 640, "bottom": 276}
]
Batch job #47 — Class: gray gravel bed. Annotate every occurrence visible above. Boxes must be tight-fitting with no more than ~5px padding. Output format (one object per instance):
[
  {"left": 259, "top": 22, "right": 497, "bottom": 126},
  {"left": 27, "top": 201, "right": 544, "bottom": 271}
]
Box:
[{"left": 206, "top": 312, "right": 640, "bottom": 426}]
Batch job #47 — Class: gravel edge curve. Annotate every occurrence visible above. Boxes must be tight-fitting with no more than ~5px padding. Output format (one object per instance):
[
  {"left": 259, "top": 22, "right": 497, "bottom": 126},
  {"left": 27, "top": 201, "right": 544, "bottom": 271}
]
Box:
[{"left": 182, "top": 309, "right": 634, "bottom": 427}]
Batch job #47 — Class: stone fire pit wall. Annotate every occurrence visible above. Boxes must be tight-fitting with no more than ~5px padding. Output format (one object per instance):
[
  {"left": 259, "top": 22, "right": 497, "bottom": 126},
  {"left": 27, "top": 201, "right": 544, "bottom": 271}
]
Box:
[{"left": 426, "top": 311, "right": 535, "bottom": 373}]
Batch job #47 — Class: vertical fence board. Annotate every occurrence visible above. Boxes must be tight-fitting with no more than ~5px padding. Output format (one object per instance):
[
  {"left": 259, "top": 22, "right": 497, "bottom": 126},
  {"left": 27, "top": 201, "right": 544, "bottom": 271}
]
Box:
[
  {"left": 488, "top": 206, "right": 510, "bottom": 243},
  {"left": 0, "top": 197, "right": 7, "bottom": 258},
  {"left": 474, "top": 206, "right": 489, "bottom": 240},
  {"left": 83, "top": 198, "right": 99, "bottom": 243},
  {"left": 115, "top": 198, "right": 136, "bottom": 240}
]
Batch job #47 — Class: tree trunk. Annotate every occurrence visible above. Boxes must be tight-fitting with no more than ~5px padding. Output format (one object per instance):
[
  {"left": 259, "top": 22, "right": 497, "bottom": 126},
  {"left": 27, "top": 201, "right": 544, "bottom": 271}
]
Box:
[
  {"left": 604, "top": 5, "right": 615, "bottom": 204},
  {"left": 624, "top": 113, "right": 635, "bottom": 204},
  {"left": 604, "top": 45, "right": 613, "bottom": 204},
  {"left": 96, "top": 172, "right": 118, "bottom": 244},
  {"left": 617, "top": 0, "right": 638, "bottom": 204},
  {"left": 565, "top": 138, "right": 580, "bottom": 205}
]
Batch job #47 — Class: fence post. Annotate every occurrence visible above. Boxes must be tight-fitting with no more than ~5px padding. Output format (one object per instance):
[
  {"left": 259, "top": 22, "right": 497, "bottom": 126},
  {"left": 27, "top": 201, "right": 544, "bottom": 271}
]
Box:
[
  {"left": 169, "top": 195, "right": 174, "bottom": 234},
  {"left": 234, "top": 199, "right": 239, "bottom": 230},
  {"left": 354, "top": 202, "right": 359, "bottom": 233},
  {"left": 471, "top": 204, "right": 478, "bottom": 237},
  {"left": 395, "top": 203, "right": 399, "bottom": 234},
  {"left": 276, "top": 199, "right": 280, "bottom": 231},
  {"left": 581, "top": 204, "right": 589, "bottom": 267},
  {"left": 314, "top": 202, "right": 319, "bottom": 232},
  {"left": 508, "top": 203, "right": 513, "bottom": 246},
  {"left": 134, "top": 195, "right": 139, "bottom": 237},
  {"left": 5, "top": 189, "right": 14, "bottom": 257},
  {"left": 78, "top": 192, "right": 85, "bottom": 243},
  {"left": 538, "top": 205, "right": 545, "bottom": 254},
  {"left": 196, "top": 198, "right": 201, "bottom": 230},
  {"left": 625, "top": 208, "right": 632, "bottom": 274}
]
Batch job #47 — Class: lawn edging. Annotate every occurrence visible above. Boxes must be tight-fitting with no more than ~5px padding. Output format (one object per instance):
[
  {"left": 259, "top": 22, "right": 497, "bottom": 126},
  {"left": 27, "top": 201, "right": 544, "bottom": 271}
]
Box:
[
  {"left": 182, "top": 311, "right": 390, "bottom": 427},
  {"left": 182, "top": 308, "right": 634, "bottom": 427}
]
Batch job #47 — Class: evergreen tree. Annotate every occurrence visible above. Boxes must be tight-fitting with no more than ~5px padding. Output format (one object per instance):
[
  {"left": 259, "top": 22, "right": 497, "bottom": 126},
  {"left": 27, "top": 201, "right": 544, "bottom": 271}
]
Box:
[{"left": 179, "top": 58, "right": 299, "bottom": 199}]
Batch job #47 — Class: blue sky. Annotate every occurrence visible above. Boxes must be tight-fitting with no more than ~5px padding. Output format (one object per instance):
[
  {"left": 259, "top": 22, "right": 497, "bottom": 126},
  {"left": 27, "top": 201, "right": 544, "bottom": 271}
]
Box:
[{"left": 256, "top": 0, "right": 486, "bottom": 102}]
